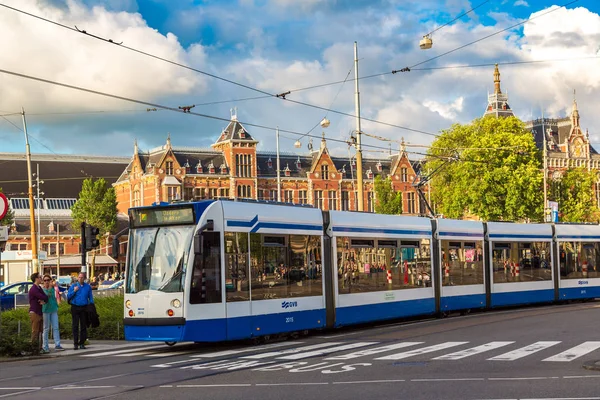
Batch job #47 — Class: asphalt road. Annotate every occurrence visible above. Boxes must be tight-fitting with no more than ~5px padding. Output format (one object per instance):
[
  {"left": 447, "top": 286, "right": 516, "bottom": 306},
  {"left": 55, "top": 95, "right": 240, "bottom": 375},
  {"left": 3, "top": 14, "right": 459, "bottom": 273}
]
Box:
[{"left": 1, "top": 302, "right": 599, "bottom": 400}]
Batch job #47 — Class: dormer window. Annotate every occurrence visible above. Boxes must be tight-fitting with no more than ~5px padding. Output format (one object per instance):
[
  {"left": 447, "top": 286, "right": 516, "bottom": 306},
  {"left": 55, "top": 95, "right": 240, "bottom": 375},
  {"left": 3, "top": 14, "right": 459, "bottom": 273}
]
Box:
[
  {"left": 184, "top": 160, "right": 191, "bottom": 174},
  {"left": 196, "top": 161, "right": 203, "bottom": 174},
  {"left": 238, "top": 128, "right": 246, "bottom": 139},
  {"left": 284, "top": 164, "right": 291, "bottom": 177},
  {"left": 208, "top": 161, "right": 215, "bottom": 174},
  {"left": 165, "top": 161, "right": 173, "bottom": 175},
  {"left": 295, "top": 157, "right": 301, "bottom": 170},
  {"left": 376, "top": 161, "right": 382, "bottom": 172},
  {"left": 366, "top": 168, "right": 373, "bottom": 179},
  {"left": 321, "top": 164, "right": 329, "bottom": 180},
  {"left": 267, "top": 157, "right": 273, "bottom": 168},
  {"left": 48, "top": 221, "right": 55, "bottom": 234},
  {"left": 220, "top": 163, "right": 228, "bottom": 174},
  {"left": 340, "top": 165, "right": 346, "bottom": 177}
]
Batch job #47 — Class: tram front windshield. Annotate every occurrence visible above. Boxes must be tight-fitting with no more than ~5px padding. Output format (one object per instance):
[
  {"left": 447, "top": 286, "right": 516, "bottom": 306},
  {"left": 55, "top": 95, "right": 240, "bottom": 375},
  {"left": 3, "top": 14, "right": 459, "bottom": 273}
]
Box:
[{"left": 126, "top": 225, "right": 195, "bottom": 294}]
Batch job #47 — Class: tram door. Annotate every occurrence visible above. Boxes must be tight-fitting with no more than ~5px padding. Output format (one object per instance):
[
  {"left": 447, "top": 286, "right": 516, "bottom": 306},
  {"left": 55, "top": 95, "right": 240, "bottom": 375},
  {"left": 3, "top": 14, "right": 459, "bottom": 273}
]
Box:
[{"left": 223, "top": 232, "right": 252, "bottom": 340}]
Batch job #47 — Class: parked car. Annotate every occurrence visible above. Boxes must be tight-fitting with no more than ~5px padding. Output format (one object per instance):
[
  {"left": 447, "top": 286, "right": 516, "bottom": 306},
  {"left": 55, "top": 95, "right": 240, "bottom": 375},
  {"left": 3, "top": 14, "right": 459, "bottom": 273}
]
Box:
[
  {"left": 0, "top": 282, "right": 33, "bottom": 311},
  {"left": 98, "top": 279, "right": 124, "bottom": 290}
]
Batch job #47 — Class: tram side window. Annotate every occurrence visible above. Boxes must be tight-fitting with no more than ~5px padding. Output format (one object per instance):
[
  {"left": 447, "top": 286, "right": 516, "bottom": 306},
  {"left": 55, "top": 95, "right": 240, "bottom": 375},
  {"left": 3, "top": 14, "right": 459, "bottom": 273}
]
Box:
[
  {"left": 250, "top": 233, "right": 322, "bottom": 300},
  {"left": 440, "top": 240, "right": 484, "bottom": 286},
  {"left": 336, "top": 237, "right": 432, "bottom": 294},
  {"left": 491, "top": 241, "right": 551, "bottom": 284},
  {"left": 224, "top": 232, "right": 250, "bottom": 302},
  {"left": 190, "top": 231, "right": 222, "bottom": 304},
  {"left": 559, "top": 242, "right": 600, "bottom": 279}
]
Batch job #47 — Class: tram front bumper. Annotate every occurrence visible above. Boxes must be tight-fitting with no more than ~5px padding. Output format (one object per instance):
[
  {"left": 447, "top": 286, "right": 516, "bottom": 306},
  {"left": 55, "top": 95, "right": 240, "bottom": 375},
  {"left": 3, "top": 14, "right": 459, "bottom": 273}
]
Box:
[{"left": 123, "top": 317, "right": 186, "bottom": 342}]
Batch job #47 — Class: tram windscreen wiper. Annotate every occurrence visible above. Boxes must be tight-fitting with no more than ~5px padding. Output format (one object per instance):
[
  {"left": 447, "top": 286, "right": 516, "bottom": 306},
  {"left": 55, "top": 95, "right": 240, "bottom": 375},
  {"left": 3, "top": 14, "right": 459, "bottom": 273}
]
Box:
[{"left": 157, "top": 253, "right": 186, "bottom": 292}]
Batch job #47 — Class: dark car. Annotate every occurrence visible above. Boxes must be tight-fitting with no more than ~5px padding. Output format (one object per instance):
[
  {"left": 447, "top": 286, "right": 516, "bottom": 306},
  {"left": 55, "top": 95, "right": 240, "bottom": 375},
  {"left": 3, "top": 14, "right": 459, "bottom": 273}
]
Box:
[{"left": 0, "top": 282, "right": 33, "bottom": 311}]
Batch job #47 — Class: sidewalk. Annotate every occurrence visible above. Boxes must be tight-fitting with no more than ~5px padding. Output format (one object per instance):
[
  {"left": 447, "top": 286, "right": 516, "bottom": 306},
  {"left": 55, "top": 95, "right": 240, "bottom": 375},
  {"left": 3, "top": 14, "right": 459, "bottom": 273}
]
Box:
[
  {"left": 0, "top": 341, "right": 154, "bottom": 363},
  {"left": 583, "top": 360, "right": 600, "bottom": 372}
]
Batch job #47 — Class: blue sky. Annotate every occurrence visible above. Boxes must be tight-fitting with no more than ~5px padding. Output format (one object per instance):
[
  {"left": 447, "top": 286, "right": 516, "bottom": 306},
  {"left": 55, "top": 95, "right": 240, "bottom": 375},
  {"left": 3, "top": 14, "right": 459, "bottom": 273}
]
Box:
[{"left": 0, "top": 0, "right": 599, "bottom": 157}]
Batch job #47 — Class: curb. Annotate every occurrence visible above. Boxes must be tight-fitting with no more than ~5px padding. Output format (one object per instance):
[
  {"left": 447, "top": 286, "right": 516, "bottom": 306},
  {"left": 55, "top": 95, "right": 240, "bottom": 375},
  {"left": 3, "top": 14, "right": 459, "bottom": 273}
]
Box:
[
  {"left": 583, "top": 360, "right": 600, "bottom": 372},
  {"left": 0, "top": 342, "right": 151, "bottom": 363}
]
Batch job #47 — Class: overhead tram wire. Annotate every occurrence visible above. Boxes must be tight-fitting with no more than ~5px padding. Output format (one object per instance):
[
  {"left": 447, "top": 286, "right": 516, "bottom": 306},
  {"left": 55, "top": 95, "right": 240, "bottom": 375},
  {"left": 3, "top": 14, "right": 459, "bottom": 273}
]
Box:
[
  {"left": 1, "top": 113, "right": 59, "bottom": 155},
  {"left": 281, "top": 55, "right": 600, "bottom": 95},
  {"left": 424, "top": 0, "right": 491, "bottom": 38},
  {"left": 282, "top": 0, "right": 585, "bottom": 94},
  {"left": 406, "top": 0, "right": 580, "bottom": 70},
  {"left": 0, "top": 3, "right": 273, "bottom": 98},
  {"left": 0, "top": 3, "right": 438, "bottom": 138},
  {"left": 0, "top": 67, "right": 398, "bottom": 153},
  {"left": 298, "top": 64, "right": 354, "bottom": 143}
]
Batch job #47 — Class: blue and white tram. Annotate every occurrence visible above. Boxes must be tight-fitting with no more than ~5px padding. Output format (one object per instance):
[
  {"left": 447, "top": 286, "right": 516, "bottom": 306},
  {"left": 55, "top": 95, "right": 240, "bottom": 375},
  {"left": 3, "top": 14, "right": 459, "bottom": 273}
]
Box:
[
  {"left": 328, "top": 211, "right": 435, "bottom": 326},
  {"left": 122, "top": 199, "right": 600, "bottom": 344},
  {"left": 555, "top": 224, "right": 600, "bottom": 300},
  {"left": 124, "top": 200, "right": 327, "bottom": 342},
  {"left": 436, "top": 219, "right": 486, "bottom": 313},
  {"left": 487, "top": 222, "right": 554, "bottom": 307}
]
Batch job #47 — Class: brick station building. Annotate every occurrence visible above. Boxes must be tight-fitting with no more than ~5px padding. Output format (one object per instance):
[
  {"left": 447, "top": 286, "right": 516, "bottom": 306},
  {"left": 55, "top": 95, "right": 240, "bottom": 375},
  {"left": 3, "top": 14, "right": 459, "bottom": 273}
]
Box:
[{"left": 114, "top": 111, "right": 424, "bottom": 214}]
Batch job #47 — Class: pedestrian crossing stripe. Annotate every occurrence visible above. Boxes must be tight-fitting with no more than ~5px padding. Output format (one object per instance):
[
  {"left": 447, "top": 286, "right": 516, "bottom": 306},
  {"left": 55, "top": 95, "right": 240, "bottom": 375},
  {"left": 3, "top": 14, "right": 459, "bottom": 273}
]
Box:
[{"left": 84, "top": 340, "right": 600, "bottom": 364}]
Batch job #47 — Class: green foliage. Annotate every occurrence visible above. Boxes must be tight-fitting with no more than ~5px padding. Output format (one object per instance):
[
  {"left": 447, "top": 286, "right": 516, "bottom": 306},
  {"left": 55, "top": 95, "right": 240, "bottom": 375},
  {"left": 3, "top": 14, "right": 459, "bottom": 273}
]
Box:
[
  {"left": 0, "top": 294, "right": 125, "bottom": 357},
  {"left": 557, "top": 167, "right": 600, "bottom": 223},
  {"left": 71, "top": 178, "right": 118, "bottom": 239},
  {"left": 374, "top": 176, "right": 403, "bottom": 215},
  {"left": 0, "top": 187, "right": 14, "bottom": 226},
  {"left": 427, "top": 116, "right": 543, "bottom": 221}
]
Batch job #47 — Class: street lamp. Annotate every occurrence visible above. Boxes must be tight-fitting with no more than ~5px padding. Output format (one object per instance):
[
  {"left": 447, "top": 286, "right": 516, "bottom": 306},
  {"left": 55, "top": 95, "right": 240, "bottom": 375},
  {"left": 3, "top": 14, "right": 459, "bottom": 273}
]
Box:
[
  {"left": 294, "top": 118, "right": 330, "bottom": 149},
  {"left": 420, "top": 34, "right": 433, "bottom": 49}
]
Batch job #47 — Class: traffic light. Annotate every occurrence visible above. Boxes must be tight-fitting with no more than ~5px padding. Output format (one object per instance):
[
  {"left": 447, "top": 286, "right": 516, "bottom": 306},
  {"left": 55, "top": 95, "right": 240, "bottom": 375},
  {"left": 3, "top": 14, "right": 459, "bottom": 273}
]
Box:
[{"left": 85, "top": 224, "right": 100, "bottom": 251}]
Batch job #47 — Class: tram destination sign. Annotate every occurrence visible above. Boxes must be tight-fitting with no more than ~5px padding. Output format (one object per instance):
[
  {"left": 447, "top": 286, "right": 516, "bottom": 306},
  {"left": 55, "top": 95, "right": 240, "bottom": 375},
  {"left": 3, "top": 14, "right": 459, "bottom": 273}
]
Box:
[{"left": 130, "top": 206, "right": 195, "bottom": 228}]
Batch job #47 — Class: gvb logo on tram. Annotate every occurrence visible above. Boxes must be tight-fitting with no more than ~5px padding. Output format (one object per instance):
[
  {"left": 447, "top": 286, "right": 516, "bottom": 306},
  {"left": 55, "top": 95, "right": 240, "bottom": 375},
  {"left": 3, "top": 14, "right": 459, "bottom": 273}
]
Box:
[{"left": 282, "top": 301, "right": 298, "bottom": 309}]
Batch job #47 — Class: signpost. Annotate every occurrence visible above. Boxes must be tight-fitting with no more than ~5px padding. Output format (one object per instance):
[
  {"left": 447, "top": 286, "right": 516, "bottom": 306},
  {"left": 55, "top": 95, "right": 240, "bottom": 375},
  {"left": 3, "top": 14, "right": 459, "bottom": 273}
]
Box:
[{"left": 0, "top": 193, "right": 8, "bottom": 221}]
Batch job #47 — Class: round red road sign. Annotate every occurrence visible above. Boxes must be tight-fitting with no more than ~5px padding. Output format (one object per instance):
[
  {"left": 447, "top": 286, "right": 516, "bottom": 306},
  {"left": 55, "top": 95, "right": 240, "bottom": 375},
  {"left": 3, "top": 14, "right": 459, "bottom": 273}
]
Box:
[{"left": 0, "top": 192, "right": 8, "bottom": 220}]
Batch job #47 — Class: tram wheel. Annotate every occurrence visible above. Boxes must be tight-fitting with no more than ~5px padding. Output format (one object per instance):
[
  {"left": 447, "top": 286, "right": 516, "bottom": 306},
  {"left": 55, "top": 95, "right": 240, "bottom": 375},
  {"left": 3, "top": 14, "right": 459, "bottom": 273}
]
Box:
[{"left": 165, "top": 341, "right": 177, "bottom": 346}]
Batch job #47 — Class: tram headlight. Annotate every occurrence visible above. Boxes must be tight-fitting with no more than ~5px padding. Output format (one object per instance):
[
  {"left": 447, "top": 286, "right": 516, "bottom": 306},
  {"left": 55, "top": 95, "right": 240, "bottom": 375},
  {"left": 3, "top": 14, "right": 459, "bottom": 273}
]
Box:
[
  {"left": 171, "top": 299, "right": 181, "bottom": 308},
  {"left": 167, "top": 309, "right": 174, "bottom": 317},
  {"left": 125, "top": 300, "right": 131, "bottom": 309}
]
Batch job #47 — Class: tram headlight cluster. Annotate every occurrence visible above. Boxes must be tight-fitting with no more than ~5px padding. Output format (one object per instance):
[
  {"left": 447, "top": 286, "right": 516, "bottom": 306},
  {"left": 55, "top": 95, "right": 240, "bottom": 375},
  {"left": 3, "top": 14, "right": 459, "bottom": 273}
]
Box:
[
  {"left": 171, "top": 299, "right": 181, "bottom": 308},
  {"left": 125, "top": 300, "right": 132, "bottom": 309}
]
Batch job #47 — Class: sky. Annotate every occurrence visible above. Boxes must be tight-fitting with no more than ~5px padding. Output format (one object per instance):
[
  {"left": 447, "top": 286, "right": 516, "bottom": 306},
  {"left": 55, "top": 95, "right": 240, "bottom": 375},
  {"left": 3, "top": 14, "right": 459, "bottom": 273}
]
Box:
[{"left": 0, "top": 0, "right": 599, "bottom": 160}]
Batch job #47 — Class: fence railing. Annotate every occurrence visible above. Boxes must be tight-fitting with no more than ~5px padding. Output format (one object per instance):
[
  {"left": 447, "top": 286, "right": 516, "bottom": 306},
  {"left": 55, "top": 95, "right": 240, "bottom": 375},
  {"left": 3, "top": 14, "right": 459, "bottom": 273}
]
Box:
[{"left": 9, "top": 288, "right": 122, "bottom": 309}]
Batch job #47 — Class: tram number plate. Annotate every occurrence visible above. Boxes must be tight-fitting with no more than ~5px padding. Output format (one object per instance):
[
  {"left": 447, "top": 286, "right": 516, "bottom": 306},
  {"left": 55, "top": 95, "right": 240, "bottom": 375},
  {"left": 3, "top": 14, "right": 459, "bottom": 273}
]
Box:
[{"left": 286, "top": 317, "right": 294, "bottom": 323}]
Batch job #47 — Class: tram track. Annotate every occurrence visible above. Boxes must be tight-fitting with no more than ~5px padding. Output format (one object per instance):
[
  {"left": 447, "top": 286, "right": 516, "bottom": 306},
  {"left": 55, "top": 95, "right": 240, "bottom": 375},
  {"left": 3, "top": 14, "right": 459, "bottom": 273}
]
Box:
[{"left": 1, "top": 301, "right": 598, "bottom": 399}]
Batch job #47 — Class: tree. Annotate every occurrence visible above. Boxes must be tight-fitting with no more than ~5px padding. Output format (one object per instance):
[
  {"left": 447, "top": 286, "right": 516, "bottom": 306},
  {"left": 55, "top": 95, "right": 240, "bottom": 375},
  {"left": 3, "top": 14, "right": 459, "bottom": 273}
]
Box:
[
  {"left": 556, "top": 167, "right": 599, "bottom": 223},
  {"left": 0, "top": 188, "right": 14, "bottom": 227},
  {"left": 427, "top": 116, "right": 543, "bottom": 221},
  {"left": 71, "top": 178, "right": 118, "bottom": 241},
  {"left": 374, "top": 176, "right": 403, "bottom": 215}
]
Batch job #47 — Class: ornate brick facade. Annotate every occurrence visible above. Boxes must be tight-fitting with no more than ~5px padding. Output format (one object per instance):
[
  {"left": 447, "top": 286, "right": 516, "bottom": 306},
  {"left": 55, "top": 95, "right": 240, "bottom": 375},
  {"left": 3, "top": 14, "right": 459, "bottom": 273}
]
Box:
[{"left": 114, "top": 114, "right": 424, "bottom": 215}]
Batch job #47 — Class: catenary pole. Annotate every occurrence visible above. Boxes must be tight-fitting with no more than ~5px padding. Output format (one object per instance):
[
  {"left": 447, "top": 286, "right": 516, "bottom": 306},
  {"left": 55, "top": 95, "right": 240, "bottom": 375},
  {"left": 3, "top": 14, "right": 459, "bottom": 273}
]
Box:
[
  {"left": 354, "top": 42, "right": 364, "bottom": 212},
  {"left": 22, "top": 108, "right": 39, "bottom": 274}
]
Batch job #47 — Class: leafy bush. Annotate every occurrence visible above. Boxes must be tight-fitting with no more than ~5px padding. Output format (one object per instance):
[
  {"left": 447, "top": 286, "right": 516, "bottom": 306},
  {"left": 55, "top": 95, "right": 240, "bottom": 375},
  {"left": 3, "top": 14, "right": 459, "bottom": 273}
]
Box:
[{"left": 0, "top": 295, "right": 125, "bottom": 356}]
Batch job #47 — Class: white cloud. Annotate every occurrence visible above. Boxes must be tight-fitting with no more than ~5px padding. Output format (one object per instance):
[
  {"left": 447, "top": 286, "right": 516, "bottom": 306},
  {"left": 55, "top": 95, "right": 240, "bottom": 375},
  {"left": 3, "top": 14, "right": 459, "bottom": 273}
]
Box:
[
  {"left": 423, "top": 97, "right": 464, "bottom": 120},
  {"left": 1, "top": 1, "right": 599, "bottom": 159},
  {"left": 514, "top": 0, "right": 529, "bottom": 7},
  {"left": 0, "top": 0, "right": 207, "bottom": 115}
]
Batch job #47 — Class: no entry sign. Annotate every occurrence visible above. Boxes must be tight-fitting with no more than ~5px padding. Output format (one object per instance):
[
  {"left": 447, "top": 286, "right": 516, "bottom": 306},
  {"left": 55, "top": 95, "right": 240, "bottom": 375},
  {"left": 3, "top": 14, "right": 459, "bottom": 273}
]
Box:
[{"left": 0, "top": 193, "right": 8, "bottom": 221}]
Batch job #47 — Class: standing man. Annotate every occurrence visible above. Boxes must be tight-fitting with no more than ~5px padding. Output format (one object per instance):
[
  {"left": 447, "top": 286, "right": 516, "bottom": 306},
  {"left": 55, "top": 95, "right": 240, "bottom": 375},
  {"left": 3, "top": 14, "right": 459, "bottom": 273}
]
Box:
[
  {"left": 67, "top": 272, "right": 94, "bottom": 350},
  {"left": 28, "top": 272, "right": 49, "bottom": 352}
]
